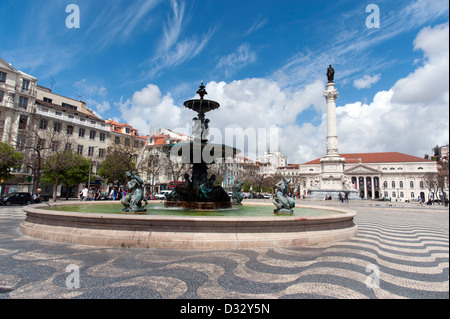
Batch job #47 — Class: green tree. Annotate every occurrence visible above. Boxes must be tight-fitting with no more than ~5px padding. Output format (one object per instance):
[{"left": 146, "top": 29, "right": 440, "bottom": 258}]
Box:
[
  {"left": 58, "top": 153, "right": 90, "bottom": 200},
  {"left": 0, "top": 142, "right": 24, "bottom": 182},
  {"left": 98, "top": 145, "right": 136, "bottom": 186},
  {"left": 41, "top": 150, "right": 81, "bottom": 201}
]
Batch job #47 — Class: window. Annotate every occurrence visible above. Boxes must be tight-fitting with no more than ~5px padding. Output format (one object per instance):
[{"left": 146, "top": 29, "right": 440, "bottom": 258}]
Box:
[
  {"left": 77, "top": 145, "right": 83, "bottom": 155},
  {"left": 79, "top": 128, "right": 85, "bottom": 137},
  {"left": 383, "top": 181, "right": 388, "bottom": 188},
  {"left": 420, "top": 181, "right": 424, "bottom": 188},
  {"left": 99, "top": 133, "right": 106, "bottom": 142},
  {"left": 21, "top": 79, "right": 30, "bottom": 91},
  {"left": 411, "top": 192, "right": 415, "bottom": 198},
  {"left": 16, "top": 136, "right": 26, "bottom": 150},
  {"left": 39, "top": 119, "right": 48, "bottom": 130},
  {"left": 51, "top": 141, "right": 60, "bottom": 152},
  {"left": 115, "top": 136, "right": 120, "bottom": 145},
  {"left": 392, "top": 181, "right": 395, "bottom": 188},
  {"left": 62, "top": 102, "right": 77, "bottom": 111},
  {"left": 0, "top": 71, "right": 6, "bottom": 82},
  {"left": 124, "top": 138, "right": 130, "bottom": 146},
  {"left": 88, "top": 147, "right": 95, "bottom": 157},
  {"left": 89, "top": 130, "right": 96, "bottom": 140},
  {"left": 65, "top": 143, "right": 72, "bottom": 151},
  {"left": 126, "top": 127, "right": 131, "bottom": 134},
  {"left": 18, "top": 96, "right": 28, "bottom": 109},
  {"left": 43, "top": 97, "right": 53, "bottom": 103},
  {"left": 399, "top": 181, "right": 404, "bottom": 188},
  {"left": 410, "top": 181, "right": 414, "bottom": 188},
  {"left": 18, "top": 115, "right": 28, "bottom": 130},
  {"left": 54, "top": 122, "right": 61, "bottom": 132},
  {"left": 0, "top": 90, "right": 4, "bottom": 103},
  {"left": 392, "top": 191, "right": 396, "bottom": 198},
  {"left": 67, "top": 126, "right": 73, "bottom": 135},
  {"left": 98, "top": 149, "right": 105, "bottom": 158},
  {"left": 55, "top": 111, "right": 62, "bottom": 116},
  {"left": 400, "top": 192, "right": 404, "bottom": 198}
]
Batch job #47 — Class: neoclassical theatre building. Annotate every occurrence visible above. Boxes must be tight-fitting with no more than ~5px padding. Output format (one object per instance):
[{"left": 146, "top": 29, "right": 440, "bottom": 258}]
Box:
[{"left": 281, "top": 152, "right": 438, "bottom": 201}]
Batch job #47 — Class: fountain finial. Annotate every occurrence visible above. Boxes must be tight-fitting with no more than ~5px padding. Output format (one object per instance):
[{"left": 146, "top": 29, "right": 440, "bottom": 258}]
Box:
[{"left": 196, "top": 81, "right": 207, "bottom": 100}]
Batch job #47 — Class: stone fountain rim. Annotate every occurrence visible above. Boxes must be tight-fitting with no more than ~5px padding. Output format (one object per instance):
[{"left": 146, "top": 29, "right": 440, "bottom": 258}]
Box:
[
  {"left": 23, "top": 200, "right": 357, "bottom": 221},
  {"left": 20, "top": 201, "right": 358, "bottom": 249}
]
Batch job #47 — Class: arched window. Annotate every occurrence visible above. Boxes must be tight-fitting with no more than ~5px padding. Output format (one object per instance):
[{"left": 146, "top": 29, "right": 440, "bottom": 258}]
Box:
[
  {"left": 392, "top": 191, "right": 396, "bottom": 198},
  {"left": 411, "top": 192, "right": 415, "bottom": 198},
  {"left": 410, "top": 181, "right": 414, "bottom": 188},
  {"left": 420, "top": 181, "right": 424, "bottom": 188},
  {"left": 383, "top": 181, "right": 388, "bottom": 187},
  {"left": 400, "top": 192, "right": 404, "bottom": 198},
  {"left": 399, "top": 181, "right": 404, "bottom": 188}
]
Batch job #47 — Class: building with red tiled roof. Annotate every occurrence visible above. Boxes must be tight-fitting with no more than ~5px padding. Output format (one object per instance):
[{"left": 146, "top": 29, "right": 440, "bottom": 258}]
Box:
[
  {"left": 105, "top": 119, "right": 148, "bottom": 148},
  {"left": 278, "top": 151, "right": 440, "bottom": 201},
  {"left": 302, "top": 152, "right": 431, "bottom": 165}
]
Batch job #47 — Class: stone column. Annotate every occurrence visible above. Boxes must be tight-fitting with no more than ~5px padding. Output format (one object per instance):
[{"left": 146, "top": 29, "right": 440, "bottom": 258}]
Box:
[{"left": 324, "top": 82, "right": 339, "bottom": 157}]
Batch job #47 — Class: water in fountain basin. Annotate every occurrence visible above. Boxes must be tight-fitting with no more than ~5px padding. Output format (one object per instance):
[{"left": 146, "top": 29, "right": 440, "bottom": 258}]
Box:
[{"left": 43, "top": 202, "right": 342, "bottom": 217}]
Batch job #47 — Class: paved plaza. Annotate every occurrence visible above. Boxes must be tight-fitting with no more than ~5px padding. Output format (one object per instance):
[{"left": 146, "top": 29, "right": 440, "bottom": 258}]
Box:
[{"left": 0, "top": 200, "right": 448, "bottom": 300}]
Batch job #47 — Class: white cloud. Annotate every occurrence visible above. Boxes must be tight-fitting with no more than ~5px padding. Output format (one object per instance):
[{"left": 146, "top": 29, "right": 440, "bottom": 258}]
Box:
[
  {"left": 116, "top": 84, "right": 190, "bottom": 135},
  {"left": 74, "top": 79, "right": 107, "bottom": 98},
  {"left": 353, "top": 74, "right": 381, "bottom": 89},
  {"left": 336, "top": 23, "right": 449, "bottom": 159},
  {"left": 86, "top": 98, "right": 111, "bottom": 116},
  {"left": 217, "top": 44, "right": 257, "bottom": 77},
  {"left": 146, "top": 0, "right": 215, "bottom": 78},
  {"left": 392, "top": 23, "right": 449, "bottom": 104}
]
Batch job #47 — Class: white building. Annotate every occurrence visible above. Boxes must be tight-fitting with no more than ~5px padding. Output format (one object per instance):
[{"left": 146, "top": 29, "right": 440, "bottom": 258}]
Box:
[
  {"left": 284, "top": 152, "right": 439, "bottom": 201},
  {"left": 0, "top": 57, "right": 38, "bottom": 193},
  {"left": 256, "top": 150, "right": 288, "bottom": 175}
]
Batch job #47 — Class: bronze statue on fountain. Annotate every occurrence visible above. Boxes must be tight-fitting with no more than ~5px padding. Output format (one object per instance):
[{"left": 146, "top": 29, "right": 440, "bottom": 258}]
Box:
[{"left": 164, "top": 82, "right": 239, "bottom": 210}]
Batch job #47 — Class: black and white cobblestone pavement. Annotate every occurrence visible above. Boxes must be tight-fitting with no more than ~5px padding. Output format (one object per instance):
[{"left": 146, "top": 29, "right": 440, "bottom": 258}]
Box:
[{"left": 0, "top": 200, "right": 448, "bottom": 299}]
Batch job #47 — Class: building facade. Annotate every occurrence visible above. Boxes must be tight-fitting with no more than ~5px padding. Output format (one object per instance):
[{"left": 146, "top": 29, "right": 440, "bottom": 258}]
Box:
[
  {"left": 280, "top": 152, "right": 439, "bottom": 201},
  {"left": 1, "top": 57, "right": 38, "bottom": 194}
]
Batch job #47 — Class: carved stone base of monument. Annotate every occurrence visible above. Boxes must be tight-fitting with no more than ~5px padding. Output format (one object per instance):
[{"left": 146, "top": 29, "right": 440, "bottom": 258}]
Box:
[
  {"left": 307, "top": 189, "right": 359, "bottom": 200},
  {"left": 165, "top": 201, "right": 232, "bottom": 211}
]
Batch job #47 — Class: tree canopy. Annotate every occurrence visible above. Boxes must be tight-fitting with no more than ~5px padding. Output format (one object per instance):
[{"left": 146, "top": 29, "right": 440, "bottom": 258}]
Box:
[{"left": 0, "top": 142, "right": 24, "bottom": 181}]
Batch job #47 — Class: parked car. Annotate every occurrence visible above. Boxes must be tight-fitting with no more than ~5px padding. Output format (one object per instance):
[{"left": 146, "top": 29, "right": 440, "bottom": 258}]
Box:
[
  {"left": 0, "top": 192, "right": 33, "bottom": 206},
  {"left": 154, "top": 190, "right": 172, "bottom": 200}
]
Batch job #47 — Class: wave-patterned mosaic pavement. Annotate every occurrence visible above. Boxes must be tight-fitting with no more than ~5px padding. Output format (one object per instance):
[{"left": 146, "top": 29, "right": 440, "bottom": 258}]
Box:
[{"left": 0, "top": 204, "right": 448, "bottom": 299}]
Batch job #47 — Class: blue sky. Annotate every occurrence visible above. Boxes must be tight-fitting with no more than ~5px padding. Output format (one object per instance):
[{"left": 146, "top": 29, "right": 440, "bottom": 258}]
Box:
[{"left": 1, "top": 0, "right": 449, "bottom": 163}]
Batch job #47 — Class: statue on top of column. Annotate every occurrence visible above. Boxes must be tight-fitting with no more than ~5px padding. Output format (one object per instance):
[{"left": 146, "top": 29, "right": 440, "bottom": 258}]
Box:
[{"left": 327, "top": 65, "right": 335, "bottom": 83}]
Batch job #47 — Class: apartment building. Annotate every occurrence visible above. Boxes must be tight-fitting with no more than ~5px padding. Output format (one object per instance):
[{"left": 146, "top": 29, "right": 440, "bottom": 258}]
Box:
[{"left": 0, "top": 57, "right": 38, "bottom": 193}]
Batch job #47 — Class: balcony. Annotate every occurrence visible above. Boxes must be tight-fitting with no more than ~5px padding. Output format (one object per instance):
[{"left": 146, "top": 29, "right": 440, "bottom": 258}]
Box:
[{"left": 15, "top": 84, "right": 37, "bottom": 97}]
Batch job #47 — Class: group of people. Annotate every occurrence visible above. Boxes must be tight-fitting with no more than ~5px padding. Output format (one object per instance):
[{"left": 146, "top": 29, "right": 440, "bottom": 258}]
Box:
[{"left": 78, "top": 186, "right": 127, "bottom": 201}]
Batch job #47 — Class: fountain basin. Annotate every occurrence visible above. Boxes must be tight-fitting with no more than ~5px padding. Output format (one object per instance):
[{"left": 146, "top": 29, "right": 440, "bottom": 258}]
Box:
[{"left": 21, "top": 202, "right": 357, "bottom": 250}]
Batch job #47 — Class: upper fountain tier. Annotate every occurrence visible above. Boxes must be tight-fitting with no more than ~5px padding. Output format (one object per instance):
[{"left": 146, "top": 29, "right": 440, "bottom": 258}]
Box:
[{"left": 183, "top": 81, "right": 220, "bottom": 115}]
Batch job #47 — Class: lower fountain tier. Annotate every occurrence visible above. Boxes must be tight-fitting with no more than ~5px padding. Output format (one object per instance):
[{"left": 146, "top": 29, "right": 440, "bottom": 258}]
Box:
[
  {"left": 163, "top": 141, "right": 239, "bottom": 163},
  {"left": 165, "top": 201, "right": 232, "bottom": 210}
]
